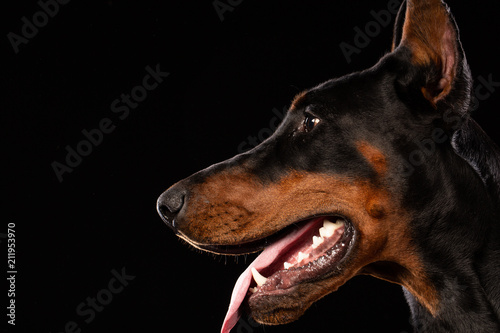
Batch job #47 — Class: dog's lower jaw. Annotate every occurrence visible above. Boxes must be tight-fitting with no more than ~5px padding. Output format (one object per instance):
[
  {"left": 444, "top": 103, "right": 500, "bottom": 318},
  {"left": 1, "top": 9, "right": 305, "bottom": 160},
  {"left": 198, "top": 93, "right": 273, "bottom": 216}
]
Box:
[
  {"left": 250, "top": 305, "right": 306, "bottom": 326},
  {"left": 247, "top": 262, "right": 360, "bottom": 326},
  {"left": 248, "top": 281, "right": 331, "bottom": 325},
  {"left": 249, "top": 300, "right": 306, "bottom": 326}
]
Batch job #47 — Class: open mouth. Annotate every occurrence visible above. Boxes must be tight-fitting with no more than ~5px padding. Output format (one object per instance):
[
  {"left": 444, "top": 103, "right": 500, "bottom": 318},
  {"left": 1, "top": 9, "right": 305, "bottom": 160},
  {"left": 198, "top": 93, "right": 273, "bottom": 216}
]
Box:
[{"left": 220, "top": 216, "right": 356, "bottom": 333}]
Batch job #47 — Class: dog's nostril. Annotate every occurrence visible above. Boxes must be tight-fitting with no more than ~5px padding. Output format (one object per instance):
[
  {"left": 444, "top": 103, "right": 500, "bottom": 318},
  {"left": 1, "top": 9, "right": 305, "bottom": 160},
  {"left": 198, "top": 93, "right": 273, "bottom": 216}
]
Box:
[
  {"left": 156, "top": 188, "right": 186, "bottom": 230},
  {"left": 158, "top": 204, "right": 172, "bottom": 219}
]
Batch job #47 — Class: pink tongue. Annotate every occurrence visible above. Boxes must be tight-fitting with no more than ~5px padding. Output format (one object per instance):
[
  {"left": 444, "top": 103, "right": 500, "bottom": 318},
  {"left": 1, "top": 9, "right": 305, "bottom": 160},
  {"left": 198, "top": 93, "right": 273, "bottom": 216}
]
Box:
[{"left": 220, "top": 218, "right": 321, "bottom": 333}]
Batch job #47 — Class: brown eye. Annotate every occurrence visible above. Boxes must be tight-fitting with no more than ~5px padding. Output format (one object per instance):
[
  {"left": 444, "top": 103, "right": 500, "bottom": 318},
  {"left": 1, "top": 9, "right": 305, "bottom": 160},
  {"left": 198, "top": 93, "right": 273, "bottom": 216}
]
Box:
[{"left": 303, "top": 115, "right": 320, "bottom": 132}]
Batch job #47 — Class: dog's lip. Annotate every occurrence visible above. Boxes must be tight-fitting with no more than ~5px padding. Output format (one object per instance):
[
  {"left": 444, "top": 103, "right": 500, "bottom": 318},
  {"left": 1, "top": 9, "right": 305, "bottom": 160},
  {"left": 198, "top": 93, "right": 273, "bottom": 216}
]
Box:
[
  {"left": 220, "top": 215, "right": 356, "bottom": 333},
  {"left": 180, "top": 216, "right": 329, "bottom": 256},
  {"left": 176, "top": 233, "right": 267, "bottom": 255},
  {"left": 249, "top": 219, "right": 354, "bottom": 294}
]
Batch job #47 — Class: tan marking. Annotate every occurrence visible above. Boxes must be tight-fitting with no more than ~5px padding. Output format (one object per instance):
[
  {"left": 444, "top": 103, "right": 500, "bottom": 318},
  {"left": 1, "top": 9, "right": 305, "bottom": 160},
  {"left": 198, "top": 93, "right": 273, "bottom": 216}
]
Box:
[
  {"left": 365, "top": 199, "right": 385, "bottom": 219},
  {"left": 401, "top": 0, "right": 451, "bottom": 65},
  {"left": 399, "top": 0, "right": 457, "bottom": 105},
  {"left": 356, "top": 141, "right": 388, "bottom": 175},
  {"left": 290, "top": 91, "right": 307, "bottom": 110},
  {"left": 178, "top": 168, "right": 440, "bottom": 315}
]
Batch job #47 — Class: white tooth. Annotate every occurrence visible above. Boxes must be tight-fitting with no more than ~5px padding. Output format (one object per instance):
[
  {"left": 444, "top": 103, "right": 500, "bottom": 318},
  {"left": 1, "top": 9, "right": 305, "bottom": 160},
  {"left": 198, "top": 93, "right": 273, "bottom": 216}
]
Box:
[
  {"left": 249, "top": 287, "right": 257, "bottom": 294},
  {"left": 298, "top": 251, "right": 308, "bottom": 262},
  {"left": 251, "top": 267, "right": 268, "bottom": 287},
  {"left": 319, "top": 227, "right": 330, "bottom": 238},
  {"left": 312, "top": 236, "right": 324, "bottom": 249},
  {"left": 321, "top": 219, "right": 343, "bottom": 238},
  {"left": 284, "top": 262, "right": 293, "bottom": 269},
  {"left": 332, "top": 218, "right": 345, "bottom": 226}
]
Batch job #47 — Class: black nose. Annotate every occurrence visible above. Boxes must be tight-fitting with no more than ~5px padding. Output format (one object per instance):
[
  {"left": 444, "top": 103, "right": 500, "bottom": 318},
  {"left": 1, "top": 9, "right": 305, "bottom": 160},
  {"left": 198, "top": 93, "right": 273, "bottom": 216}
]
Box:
[{"left": 156, "top": 187, "right": 186, "bottom": 230}]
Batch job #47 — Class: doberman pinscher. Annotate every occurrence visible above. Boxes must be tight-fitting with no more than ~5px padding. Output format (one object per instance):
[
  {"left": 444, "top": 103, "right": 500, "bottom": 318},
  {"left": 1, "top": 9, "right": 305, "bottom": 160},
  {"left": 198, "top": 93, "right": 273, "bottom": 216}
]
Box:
[{"left": 157, "top": 0, "right": 500, "bottom": 331}]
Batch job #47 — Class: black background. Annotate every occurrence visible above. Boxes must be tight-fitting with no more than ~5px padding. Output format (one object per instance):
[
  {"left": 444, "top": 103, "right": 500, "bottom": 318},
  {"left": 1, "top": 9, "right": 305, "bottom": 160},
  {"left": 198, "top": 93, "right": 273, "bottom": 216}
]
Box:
[{"left": 4, "top": 0, "right": 500, "bottom": 332}]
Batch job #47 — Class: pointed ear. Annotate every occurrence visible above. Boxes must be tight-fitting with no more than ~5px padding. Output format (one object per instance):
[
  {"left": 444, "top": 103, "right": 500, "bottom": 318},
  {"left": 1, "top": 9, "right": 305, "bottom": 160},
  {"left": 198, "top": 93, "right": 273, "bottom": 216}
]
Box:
[
  {"left": 391, "top": 0, "right": 407, "bottom": 51},
  {"left": 392, "top": 0, "right": 471, "bottom": 110}
]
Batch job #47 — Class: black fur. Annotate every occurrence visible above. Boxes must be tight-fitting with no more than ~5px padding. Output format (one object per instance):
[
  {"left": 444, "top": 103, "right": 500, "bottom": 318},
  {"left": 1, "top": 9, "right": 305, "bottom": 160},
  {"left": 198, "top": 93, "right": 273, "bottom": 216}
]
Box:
[{"left": 157, "top": 1, "right": 500, "bottom": 331}]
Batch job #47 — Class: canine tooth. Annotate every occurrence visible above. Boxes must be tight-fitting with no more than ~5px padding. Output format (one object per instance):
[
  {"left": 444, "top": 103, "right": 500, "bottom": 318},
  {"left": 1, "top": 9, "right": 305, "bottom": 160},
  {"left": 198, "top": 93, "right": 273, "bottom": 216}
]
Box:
[
  {"left": 284, "top": 262, "right": 293, "bottom": 269},
  {"left": 298, "top": 252, "right": 308, "bottom": 262},
  {"left": 312, "top": 236, "right": 324, "bottom": 248},
  {"left": 251, "top": 267, "right": 268, "bottom": 287}
]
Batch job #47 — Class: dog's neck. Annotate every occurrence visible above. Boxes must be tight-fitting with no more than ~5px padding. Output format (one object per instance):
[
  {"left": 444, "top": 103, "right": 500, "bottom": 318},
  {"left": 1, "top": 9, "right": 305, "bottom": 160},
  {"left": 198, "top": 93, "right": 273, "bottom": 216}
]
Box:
[
  {"left": 406, "top": 218, "right": 500, "bottom": 331},
  {"left": 406, "top": 119, "right": 500, "bottom": 331}
]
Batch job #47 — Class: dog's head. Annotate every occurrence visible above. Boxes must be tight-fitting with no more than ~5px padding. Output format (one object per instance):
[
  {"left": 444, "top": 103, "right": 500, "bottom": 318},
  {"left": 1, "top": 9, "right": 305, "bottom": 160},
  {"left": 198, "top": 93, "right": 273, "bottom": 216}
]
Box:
[{"left": 157, "top": 1, "right": 482, "bottom": 331}]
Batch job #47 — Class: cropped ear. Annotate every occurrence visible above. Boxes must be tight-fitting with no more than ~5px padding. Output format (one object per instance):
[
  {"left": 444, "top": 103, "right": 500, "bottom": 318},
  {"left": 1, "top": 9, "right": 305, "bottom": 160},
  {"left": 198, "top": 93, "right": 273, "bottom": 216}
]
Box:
[
  {"left": 392, "top": 0, "right": 472, "bottom": 111},
  {"left": 391, "top": 0, "right": 406, "bottom": 51}
]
